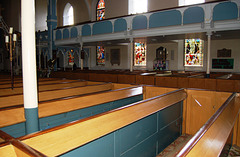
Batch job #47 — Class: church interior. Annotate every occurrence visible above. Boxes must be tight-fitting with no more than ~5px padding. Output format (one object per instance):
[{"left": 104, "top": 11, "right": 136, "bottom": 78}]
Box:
[{"left": 0, "top": 0, "right": 240, "bottom": 156}]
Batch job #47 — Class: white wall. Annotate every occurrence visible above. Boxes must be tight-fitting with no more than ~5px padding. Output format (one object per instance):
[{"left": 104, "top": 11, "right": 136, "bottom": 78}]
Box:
[
  {"left": 89, "top": 45, "right": 130, "bottom": 70},
  {"left": 210, "top": 39, "right": 240, "bottom": 73},
  {"left": 87, "top": 39, "right": 240, "bottom": 73},
  {"left": 147, "top": 42, "right": 179, "bottom": 71},
  {"left": 36, "top": 0, "right": 48, "bottom": 31}
]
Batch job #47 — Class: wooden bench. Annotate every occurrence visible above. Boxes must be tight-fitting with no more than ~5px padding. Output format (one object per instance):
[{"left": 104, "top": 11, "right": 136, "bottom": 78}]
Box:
[
  {"left": 0, "top": 86, "right": 143, "bottom": 138},
  {"left": 176, "top": 93, "right": 240, "bottom": 156},
  {"left": 0, "top": 77, "right": 57, "bottom": 85},
  {"left": 0, "top": 83, "right": 113, "bottom": 109},
  {"left": 0, "top": 80, "right": 92, "bottom": 96},
  {"left": 0, "top": 78, "right": 79, "bottom": 89},
  {"left": 0, "top": 88, "right": 187, "bottom": 156}
]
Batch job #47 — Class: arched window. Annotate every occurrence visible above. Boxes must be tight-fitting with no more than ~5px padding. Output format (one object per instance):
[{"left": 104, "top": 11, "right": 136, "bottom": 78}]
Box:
[
  {"left": 179, "top": 0, "right": 205, "bottom": 6},
  {"left": 96, "top": 0, "right": 105, "bottom": 21},
  {"left": 96, "top": 0, "right": 106, "bottom": 66},
  {"left": 129, "top": 0, "right": 148, "bottom": 15},
  {"left": 63, "top": 3, "right": 74, "bottom": 26}
]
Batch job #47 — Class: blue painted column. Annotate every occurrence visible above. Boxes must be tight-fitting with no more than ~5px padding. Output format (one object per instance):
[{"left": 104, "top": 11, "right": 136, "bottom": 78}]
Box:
[
  {"left": 47, "top": 0, "right": 57, "bottom": 60},
  {"left": 21, "top": 0, "right": 39, "bottom": 134}
]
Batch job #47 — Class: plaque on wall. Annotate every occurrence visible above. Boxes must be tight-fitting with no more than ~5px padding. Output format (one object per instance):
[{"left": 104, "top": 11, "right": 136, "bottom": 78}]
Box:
[
  {"left": 217, "top": 48, "right": 231, "bottom": 57},
  {"left": 110, "top": 49, "right": 120, "bottom": 65},
  {"left": 212, "top": 59, "right": 234, "bottom": 69}
]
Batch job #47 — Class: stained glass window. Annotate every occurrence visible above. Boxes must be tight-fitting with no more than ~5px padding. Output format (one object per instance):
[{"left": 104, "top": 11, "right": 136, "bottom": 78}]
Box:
[
  {"left": 134, "top": 42, "right": 146, "bottom": 66},
  {"left": 68, "top": 51, "right": 74, "bottom": 65},
  {"left": 184, "top": 39, "right": 203, "bottom": 66},
  {"left": 97, "top": 0, "right": 105, "bottom": 21},
  {"left": 97, "top": 46, "right": 105, "bottom": 65}
]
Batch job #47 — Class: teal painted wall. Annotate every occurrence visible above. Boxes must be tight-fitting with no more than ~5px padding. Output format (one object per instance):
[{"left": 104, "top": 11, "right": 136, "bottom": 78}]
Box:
[{"left": 60, "top": 101, "right": 183, "bottom": 157}]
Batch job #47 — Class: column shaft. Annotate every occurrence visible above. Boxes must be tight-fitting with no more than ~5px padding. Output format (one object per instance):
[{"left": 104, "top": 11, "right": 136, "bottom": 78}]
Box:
[{"left": 21, "top": 0, "right": 39, "bottom": 134}]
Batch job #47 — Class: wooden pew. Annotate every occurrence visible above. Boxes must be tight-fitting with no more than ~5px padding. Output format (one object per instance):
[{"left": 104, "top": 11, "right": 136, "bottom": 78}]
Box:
[
  {"left": 176, "top": 93, "right": 240, "bottom": 156},
  {"left": 0, "top": 78, "right": 77, "bottom": 89},
  {"left": 155, "top": 76, "right": 178, "bottom": 88},
  {"left": 0, "top": 77, "right": 57, "bottom": 85},
  {"left": 117, "top": 74, "right": 136, "bottom": 84},
  {"left": 0, "top": 80, "right": 89, "bottom": 96},
  {"left": 2, "top": 89, "right": 185, "bottom": 156},
  {"left": 0, "top": 86, "right": 143, "bottom": 138},
  {"left": 0, "top": 83, "right": 113, "bottom": 109}
]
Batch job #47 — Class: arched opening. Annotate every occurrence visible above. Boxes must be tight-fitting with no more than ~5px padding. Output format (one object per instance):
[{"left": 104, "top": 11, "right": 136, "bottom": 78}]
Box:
[
  {"left": 73, "top": 51, "right": 79, "bottom": 67},
  {"left": 57, "top": 51, "right": 64, "bottom": 70},
  {"left": 63, "top": 3, "right": 74, "bottom": 26}
]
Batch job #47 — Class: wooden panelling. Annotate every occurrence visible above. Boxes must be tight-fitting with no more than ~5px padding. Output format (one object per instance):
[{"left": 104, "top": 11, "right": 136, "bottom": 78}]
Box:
[
  {"left": 117, "top": 74, "right": 136, "bottom": 84},
  {"left": 216, "top": 79, "right": 235, "bottom": 92},
  {"left": 184, "top": 94, "right": 240, "bottom": 157},
  {"left": 155, "top": 77, "right": 178, "bottom": 88},
  {"left": 144, "top": 86, "right": 177, "bottom": 99},
  {"left": 178, "top": 77, "right": 189, "bottom": 88},
  {"left": 20, "top": 89, "right": 186, "bottom": 156},
  {"left": 136, "top": 75, "right": 144, "bottom": 84},
  {"left": 204, "top": 78, "right": 217, "bottom": 90},
  {"left": 234, "top": 80, "right": 240, "bottom": 92},
  {"left": 88, "top": 73, "right": 98, "bottom": 81},
  {"left": 112, "top": 83, "right": 135, "bottom": 90},
  {"left": 188, "top": 78, "right": 205, "bottom": 89},
  {"left": 237, "top": 114, "right": 240, "bottom": 147},
  {"left": 143, "top": 75, "right": 155, "bottom": 85},
  {"left": 185, "top": 90, "right": 231, "bottom": 135}
]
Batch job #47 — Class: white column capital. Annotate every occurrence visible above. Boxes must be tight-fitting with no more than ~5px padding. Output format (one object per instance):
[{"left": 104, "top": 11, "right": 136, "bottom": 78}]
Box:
[{"left": 206, "top": 31, "right": 212, "bottom": 37}]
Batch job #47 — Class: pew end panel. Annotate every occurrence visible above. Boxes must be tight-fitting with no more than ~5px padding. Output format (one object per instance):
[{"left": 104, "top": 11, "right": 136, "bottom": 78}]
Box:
[
  {"left": 185, "top": 89, "right": 232, "bottom": 135},
  {"left": 143, "top": 86, "right": 178, "bottom": 100},
  {"left": 177, "top": 93, "right": 240, "bottom": 156}
]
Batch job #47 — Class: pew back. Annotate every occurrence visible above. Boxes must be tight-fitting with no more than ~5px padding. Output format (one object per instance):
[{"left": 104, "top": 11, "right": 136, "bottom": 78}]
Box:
[
  {"left": 17, "top": 89, "right": 186, "bottom": 156},
  {"left": 0, "top": 83, "right": 112, "bottom": 109},
  {"left": 0, "top": 86, "right": 143, "bottom": 138}
]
